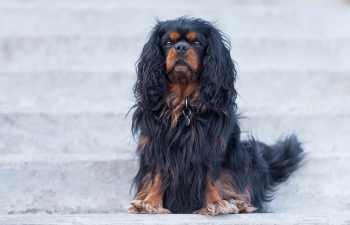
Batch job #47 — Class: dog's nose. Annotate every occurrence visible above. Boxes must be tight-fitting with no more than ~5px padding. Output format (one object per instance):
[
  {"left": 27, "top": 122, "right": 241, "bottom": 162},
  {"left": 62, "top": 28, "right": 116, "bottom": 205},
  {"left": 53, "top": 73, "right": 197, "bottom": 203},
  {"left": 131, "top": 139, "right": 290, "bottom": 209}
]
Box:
[{"left": 175, "top": 44, "right": 189, "bottom": 54}]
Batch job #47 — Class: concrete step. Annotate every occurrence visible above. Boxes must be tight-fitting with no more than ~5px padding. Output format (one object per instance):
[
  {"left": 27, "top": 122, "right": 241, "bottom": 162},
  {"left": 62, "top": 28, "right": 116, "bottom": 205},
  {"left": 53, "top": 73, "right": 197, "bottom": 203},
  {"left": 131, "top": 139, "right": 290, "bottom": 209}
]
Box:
[
  {"left": 236, "top": 71, "right": 350, "bottom": 113},
  {"left": 0, "top": 154, "right": 136, "bottom": 214},
  {"left": 0, "top": 154, "right": 349, "bottom": 214},
  {"left": 1, "top": 2, "right": 350, "bottom": 38},
  {"left": 0, "top": 111, "right": 349, "bottom": 156},
  {"left": 1, "top": 71, "right": 349, "bottom": 114},
  {"left": 1, "top": 111, "right": 350, "bottom": 156},
  {"left": 1, "top": 37, "right": 349, "bottom": 73},
  {"left": 239, "top": 111, "right": 350, "bottom": 158},
  {"left": 1, "top": 213, "right": 350, "bottom": 225},
  {"left": 0, "top": 71, "right": 135, "bottom": 114},
  {"left": 0, "top": 112, "right": 135, "bottom": 154}
]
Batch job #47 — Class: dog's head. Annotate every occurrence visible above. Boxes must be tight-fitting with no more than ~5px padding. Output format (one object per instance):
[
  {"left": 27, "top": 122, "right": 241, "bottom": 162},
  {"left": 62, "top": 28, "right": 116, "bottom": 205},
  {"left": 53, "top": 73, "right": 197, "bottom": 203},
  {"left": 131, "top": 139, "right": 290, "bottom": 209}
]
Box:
[
  {"left": 162, "top": 25, "right": 204, "bottom": 82},
  {"left": 134, "top": 17, "right": 237, "bottom": 115}
]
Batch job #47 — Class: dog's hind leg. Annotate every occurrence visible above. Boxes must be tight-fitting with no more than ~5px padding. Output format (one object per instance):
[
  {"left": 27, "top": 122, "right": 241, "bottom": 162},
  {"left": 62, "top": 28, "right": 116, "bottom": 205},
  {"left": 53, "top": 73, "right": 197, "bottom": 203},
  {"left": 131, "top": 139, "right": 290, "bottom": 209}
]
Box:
[
  {"left": 195, "top": 172, "right": 256, "bottom": 216},
  {"left": 127, "top": 172, "right": 171, "bottom": 214}
]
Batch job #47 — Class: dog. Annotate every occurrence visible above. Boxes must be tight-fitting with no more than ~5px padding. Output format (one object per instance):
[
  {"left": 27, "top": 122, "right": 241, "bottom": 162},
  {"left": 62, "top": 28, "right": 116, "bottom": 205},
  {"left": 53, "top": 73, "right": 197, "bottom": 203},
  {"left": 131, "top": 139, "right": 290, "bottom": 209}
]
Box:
[{"left": 127, "top": 17, "right": 304, "bottom": 215}]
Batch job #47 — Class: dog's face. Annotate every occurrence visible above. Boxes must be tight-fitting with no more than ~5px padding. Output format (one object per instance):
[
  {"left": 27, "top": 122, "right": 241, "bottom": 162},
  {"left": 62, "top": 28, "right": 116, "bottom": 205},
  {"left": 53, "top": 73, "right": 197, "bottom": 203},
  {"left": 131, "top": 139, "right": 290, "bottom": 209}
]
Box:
[
  {"left": 135, "top": 17, "right": 237, "bottom": 113},
  {"left": 161, "top": 29, "right": 207, "bottom": 82}
]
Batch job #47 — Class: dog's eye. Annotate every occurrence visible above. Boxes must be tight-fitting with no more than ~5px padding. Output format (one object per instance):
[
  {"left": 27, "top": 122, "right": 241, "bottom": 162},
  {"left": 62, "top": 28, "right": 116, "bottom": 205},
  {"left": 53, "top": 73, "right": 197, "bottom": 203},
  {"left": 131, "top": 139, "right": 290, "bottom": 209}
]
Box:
[
  {"left": 194, "top": 41, "right": 201, "bottom": 46},
  {"left": 164, "top": 41, "right": 172, "bottom": 46}
]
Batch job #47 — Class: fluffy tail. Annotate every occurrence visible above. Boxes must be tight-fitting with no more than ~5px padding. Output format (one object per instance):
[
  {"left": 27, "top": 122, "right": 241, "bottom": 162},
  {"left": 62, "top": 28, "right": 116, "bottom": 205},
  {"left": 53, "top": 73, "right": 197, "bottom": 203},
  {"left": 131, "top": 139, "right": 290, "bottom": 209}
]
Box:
[{"left": 244, "top": 134, "right": 305, "bottom": 212}]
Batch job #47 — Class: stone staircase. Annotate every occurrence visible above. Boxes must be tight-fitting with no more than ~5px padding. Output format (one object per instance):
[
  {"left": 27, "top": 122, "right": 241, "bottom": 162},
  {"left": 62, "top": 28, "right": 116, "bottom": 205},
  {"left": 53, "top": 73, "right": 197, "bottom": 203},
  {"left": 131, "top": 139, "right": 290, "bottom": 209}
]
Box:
[{"left": 1, "top": 0, "right": 350, "bottom": 223}]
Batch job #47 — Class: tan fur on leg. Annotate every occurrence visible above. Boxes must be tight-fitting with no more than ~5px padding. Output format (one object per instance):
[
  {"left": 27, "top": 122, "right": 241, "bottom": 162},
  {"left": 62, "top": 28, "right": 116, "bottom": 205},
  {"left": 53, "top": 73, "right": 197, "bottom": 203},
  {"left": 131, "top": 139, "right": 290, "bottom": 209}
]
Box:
[
  {"left": 127, "top": 172, "right": 171, "bottom": 214},
  {"left": 196, "top": 172, "right": 256, "bottom": 216},
  {"left": 220, "top": 172, "right": 257, "bottom": 213}
]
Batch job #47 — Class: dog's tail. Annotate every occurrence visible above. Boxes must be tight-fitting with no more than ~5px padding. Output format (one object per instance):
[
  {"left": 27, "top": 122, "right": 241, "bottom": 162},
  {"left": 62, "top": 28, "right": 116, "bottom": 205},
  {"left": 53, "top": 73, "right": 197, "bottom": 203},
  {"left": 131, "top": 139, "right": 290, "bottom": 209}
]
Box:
[{"left": 243, "top": 134, "right": 305, "bottom": 212}]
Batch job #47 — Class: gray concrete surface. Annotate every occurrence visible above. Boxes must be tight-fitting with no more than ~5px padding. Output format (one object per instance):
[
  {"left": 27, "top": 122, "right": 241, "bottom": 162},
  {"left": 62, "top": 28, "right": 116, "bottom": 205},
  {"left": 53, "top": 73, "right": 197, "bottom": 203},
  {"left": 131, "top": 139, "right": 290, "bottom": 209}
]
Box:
[
  {"left": 0, "top": 113, "right": 135, "bottom": 154},
  {"left": 0, "top": 154, "right": 349, "bottom": 214},
  {"left": 0, "top": 0, "right": 349, "bottom": 218},
  {"left": 1, "top": 71, "right": 349, "bottom": 114},
  {"left": 1, "top": 37, "right": 349, "bottom": 73},
  {"left": 0, "top": 112, "right": 349, "bottom": 156},
  {"left": 1, "top": 213, "right": 350, "bottom": 225},
  {"left": 0, "top": 154, "right": 136, "bottom": 214},
  {"left": 1, "top": 4, "right": 350, "bottom": 38}
]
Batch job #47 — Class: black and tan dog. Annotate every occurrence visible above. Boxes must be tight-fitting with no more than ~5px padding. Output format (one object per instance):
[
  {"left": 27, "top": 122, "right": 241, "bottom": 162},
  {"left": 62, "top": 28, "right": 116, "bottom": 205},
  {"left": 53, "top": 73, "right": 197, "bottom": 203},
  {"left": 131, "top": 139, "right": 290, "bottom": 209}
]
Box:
[{"left": 127, "top": 17, "right": 304, "bottom": 216}]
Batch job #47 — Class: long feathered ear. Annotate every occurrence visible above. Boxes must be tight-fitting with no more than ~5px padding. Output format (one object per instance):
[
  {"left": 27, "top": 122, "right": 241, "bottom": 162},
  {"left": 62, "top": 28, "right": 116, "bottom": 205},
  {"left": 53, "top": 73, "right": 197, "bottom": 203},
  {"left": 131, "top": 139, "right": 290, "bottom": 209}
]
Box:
[
  {"left": 200, "top": 25, "right": 237, "bottom": 112},
  {"left": 133, "top": 22, "right": 166, "bottom": 111}
]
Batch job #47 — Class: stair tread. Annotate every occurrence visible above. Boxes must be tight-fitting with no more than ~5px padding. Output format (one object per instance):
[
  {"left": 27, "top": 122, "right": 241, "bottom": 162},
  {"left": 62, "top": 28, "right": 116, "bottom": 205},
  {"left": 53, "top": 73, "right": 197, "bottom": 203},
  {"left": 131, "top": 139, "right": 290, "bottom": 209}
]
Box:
[{"left": 0, "top": 213, "right": 350, "bottom": 224}]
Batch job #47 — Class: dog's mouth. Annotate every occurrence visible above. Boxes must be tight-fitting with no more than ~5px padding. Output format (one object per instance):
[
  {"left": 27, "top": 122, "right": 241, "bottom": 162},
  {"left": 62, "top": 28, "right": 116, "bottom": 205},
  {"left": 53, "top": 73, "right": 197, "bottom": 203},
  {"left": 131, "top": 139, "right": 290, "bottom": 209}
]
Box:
[
  {"left": 173, "top": 60, "right": 190, "bottom": 72},
  {"left": 168, "top": 59, "right": 198, "bottom": 81},
  {"left": 175, "top": 59, "right": 187, "bottom": 66}
]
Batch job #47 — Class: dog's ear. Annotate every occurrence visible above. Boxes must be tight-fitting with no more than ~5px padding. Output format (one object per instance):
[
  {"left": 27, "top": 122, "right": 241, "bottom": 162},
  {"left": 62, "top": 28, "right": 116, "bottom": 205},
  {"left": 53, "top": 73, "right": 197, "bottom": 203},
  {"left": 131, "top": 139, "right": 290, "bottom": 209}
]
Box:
[
  {"left": 200, "top": 26, "right": 237, "bottom": 111},
  {"left": 134, "top": 22, "right": 166, "bottom": 111}
]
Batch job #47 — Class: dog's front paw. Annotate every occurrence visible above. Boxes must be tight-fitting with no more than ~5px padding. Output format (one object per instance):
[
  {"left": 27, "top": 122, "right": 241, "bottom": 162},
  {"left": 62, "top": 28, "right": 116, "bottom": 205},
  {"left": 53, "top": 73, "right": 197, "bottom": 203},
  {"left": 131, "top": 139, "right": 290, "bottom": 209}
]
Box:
[
  {"left": 195, "top": 200, "right": 239, "bottom": 216},
  {"left": 127, "top": 200, "right": 171, "bottom": 214},
  {"left": 195, "top": 199, "right": 257, "bottom": 216},
  {"left": 228, "top": 199, "right": 257, "bottom": 213}
]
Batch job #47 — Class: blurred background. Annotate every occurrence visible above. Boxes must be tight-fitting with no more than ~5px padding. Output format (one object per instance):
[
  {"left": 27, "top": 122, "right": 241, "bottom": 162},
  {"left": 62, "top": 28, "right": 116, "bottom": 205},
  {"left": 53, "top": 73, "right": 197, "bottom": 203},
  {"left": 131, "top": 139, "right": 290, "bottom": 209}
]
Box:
[{"left": 0, "top": 0, "right": 349, "bottom": 215}]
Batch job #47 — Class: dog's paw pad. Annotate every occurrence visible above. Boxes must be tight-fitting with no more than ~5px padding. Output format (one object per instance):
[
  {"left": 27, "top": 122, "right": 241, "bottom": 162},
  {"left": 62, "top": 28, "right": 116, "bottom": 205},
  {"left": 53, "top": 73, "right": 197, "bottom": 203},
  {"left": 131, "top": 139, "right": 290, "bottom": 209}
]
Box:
[{"left": 127, "top": 200, "right": 171, "bottom": 214}]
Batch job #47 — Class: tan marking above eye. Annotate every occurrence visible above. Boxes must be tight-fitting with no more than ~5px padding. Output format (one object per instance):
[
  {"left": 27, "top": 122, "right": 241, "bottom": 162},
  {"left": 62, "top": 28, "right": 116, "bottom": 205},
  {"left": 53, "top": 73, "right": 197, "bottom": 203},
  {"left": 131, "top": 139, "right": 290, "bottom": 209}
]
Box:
[
  {"left": 169, "top": 32, "right": 180, "bottom": 41},
  {"left": 186, "top": 32, "right": 197, "bottom": 41}
]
